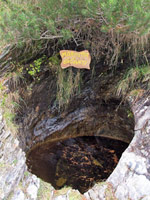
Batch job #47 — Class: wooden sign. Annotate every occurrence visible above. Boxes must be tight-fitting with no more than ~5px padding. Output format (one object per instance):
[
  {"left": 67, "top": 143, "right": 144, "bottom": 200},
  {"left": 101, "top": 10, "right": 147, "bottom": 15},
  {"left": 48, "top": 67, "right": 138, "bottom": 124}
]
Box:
[{"left": 60, "top": 50, "right": 91, "bottom": 70}]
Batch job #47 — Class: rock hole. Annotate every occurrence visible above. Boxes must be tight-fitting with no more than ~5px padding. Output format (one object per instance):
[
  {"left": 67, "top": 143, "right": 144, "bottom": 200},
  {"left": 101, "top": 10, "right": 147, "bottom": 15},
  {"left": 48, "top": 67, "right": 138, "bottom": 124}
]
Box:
[{"left": 26, "top": 136, "right": 129, "bottom": 193}]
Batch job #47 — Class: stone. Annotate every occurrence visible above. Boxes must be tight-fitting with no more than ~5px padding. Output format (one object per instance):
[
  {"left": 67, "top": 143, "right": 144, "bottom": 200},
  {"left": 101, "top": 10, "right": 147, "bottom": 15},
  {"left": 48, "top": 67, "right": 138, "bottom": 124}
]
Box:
[
  {"left": 26, "top": 175, "right": 40, "bottom": 200},
  {"left": 0, "top": 109, "right": 40, "bottom": 200},
  {"left": 142, "top": 196, "right": 150, "bottom": 200},
  {"left": 11, "top": 190, "right": 25, "bottom": 200},
  {"left": 54, "top": 196, "right": 68, "bottom": 200},
  {"left": 84, "top": 184, "right": 108, "bottom": 200},
  {"left": 106, "top": 97, "right": 150, "bottom": 200},
  {"left": 115, "top": 174, "right": 150, "bottom": 200}
]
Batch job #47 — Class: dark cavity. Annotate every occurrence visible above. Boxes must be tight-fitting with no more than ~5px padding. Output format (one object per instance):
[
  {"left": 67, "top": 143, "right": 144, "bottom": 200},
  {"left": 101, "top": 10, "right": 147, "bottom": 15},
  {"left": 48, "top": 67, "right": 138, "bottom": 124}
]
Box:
[{"left": 26, "top": 136, "right": 129, "bottom": 193}]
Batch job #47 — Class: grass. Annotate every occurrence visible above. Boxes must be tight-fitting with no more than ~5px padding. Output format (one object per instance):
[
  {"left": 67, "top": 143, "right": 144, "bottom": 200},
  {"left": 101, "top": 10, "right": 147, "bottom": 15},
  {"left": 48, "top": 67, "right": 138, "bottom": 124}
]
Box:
[
  {"left": 110, "top": 32, "right": 150, "bottom": 66},
  {"left": 0, "top": 77, "right": 20, "bottom": 133},
  {"left": 48, "top": 53, "right": 82, "bottom": 109},
  {"left": 128, "top": 89, "right": 145, "bottom": 103},
  {"left": 56, "top": 67, "right": 82, "bottom": 109},
  {"left": 116, "top": 65, "right": 150, "bottom": 97}
]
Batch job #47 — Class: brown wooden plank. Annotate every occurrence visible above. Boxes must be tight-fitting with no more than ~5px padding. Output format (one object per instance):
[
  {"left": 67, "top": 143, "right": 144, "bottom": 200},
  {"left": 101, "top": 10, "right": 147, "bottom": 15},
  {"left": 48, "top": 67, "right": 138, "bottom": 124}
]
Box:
[{"left": 60, "top": 50, "right": 91, "bottom": 69}]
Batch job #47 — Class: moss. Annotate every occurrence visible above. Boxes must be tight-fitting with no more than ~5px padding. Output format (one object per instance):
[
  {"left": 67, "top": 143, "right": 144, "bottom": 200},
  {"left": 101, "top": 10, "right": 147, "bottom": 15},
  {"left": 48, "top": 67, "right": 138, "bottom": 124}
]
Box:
[
  {"left": 37, "top": 180, "right": 53, "bottom": 200},
  {"left": 68, "top": 190, "right": 84, "bottom": 200},
  {"left": 12, "top": 159, "right": 18, "bottom": 165},
  {"left": 92, "top": 159, "right": 103, "bottom": 167},
  {"left": 56, "top": 177, "right": 67, "bottom": 187},
  {"left": 0, "top": 161, "right": 6, "bottom": 168},
  {"left": 49, "top": 54, "right": 60, "bottom": 67},
  {"left": 0, "top": 77, "right": 21, "bottom": 133},
  {"left": 128, "top": 89, "right": 145, "bottom": 102},
  {"left": 54, "top": 187, "right": 71, "bottom": 196},
  {"left": 97, "top": 182, "right": 107, "bottom": 187},
  {"left": 24, "top": 171, "right": 30, "bottom": 177},
  {"left": 105, "top": 183, "right": 118, "bottom": 200}
]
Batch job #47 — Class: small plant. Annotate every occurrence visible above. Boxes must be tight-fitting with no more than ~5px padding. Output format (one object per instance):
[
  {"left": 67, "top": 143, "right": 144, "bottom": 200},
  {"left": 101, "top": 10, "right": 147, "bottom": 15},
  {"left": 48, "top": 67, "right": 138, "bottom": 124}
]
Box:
[
  {"left": 128, "top": 89, "right": 145, "bottom": 103},
  {"left": 28, "top": 63, "right": 40, "bottom": 77},
  {"left": 2, "top": 108, "right": 17, "bottom": 132},
  {"left": 49, "top": 54, "right": 60, "bottom": 66},
  {"left": 24, "top": 171, "right": 29, "bottom": 177},
  {"left": 12, "top": 159, "right": 18, "bottom": 165},
  {"left": 127, "top": 110, "right": 134, "bottom": 118},
  {"left": 0, "top": 82, "right": 5, "bottom": 91},
  {"left": 27, "top": 56, "right": 46, "bottom": 80},
  {"left": 7, "top": 71, "right": 25, "bottom": 90}
]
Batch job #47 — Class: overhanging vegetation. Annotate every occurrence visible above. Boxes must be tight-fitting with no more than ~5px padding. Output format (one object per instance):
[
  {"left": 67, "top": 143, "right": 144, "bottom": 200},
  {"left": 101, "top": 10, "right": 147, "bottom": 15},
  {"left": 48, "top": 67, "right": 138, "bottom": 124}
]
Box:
[{"left": 0, "top": 0, "right": 150, "bottom": 65}]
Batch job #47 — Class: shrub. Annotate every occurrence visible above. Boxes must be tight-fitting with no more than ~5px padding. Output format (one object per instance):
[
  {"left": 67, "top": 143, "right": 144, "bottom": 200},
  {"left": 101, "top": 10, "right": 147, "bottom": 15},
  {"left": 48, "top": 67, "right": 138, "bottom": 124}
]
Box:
[{"left": 0, "top": 0, "right": 150, "bottom": 54}]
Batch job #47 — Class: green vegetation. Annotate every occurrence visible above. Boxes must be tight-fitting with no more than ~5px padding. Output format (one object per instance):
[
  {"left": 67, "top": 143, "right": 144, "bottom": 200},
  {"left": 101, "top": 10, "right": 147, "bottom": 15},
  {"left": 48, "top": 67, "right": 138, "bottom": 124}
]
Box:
[
  {"left": 37, "top": 180, "right": 54, "bottom": 200},
  {"left": 12, "top": 159, "right": 18, "bottom": 165},
  {"left": 0, "top": 0, "right": 150, "bottom": 43},
  {"left": 26, "top": 56, "right": 46, "bottom": 80},
  {"left": 116, "top": 65, "right": 150, "bottom": 97},
  {"left": 0, "top": 0, "right": 150, "bottom": 64},
  {"left": 49, "top": 54, "right": 82, "bottom": 108},
  {"left": 0, "top": 161, "right": 6, "bottom": 168},
  {"left": 57, "top": 67, "right": 82, "bottom": 108},
  {"left": 0, "top": 0, "right": 150, "bottom": 108},
  {"left": 0, "top": 80, "right": 19, "bottom": 133},
  {"left": 127, "top": 110, "right": 134, "bottom": 119}
]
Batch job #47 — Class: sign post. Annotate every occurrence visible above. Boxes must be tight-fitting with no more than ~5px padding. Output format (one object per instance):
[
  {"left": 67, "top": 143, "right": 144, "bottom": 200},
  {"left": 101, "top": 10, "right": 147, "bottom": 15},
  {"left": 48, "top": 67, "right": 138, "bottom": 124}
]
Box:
[{"left": 60, "top": 50, "right": 91, "bottom": 70}]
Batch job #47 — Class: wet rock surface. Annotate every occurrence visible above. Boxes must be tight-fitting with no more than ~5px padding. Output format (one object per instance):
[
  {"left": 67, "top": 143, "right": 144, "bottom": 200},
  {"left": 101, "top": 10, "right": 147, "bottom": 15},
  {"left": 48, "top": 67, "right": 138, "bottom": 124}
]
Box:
[
  {"left": 31, "top": 102, "right": 134, "bottom": 148},
  {"left": 16, "top": 65, "right": 134, "bottom": 152}
]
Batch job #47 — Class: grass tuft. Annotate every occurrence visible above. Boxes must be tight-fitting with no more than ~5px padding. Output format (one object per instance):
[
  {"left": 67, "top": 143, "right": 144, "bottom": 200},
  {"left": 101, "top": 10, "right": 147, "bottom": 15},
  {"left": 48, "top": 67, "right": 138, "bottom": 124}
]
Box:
[
  {"left": 56, "top": 67, "right": 82, "bottom": 109},
  {"left": 116, "top": 65, "right": 150, "bottom": 97}
]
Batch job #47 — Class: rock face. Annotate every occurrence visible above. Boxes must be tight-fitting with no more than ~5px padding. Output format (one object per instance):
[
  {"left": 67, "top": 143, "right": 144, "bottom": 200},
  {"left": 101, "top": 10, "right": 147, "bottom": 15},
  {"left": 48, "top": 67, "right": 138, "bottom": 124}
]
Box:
[
  {"left": 0, "top": 111, "right": 40, "bottom": 200},
  {"left": 85, "top": 95, "right": 150, "bottom": 200},
  {"left": 107, "top": 96, "right": 150, "bottom": 200}
]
